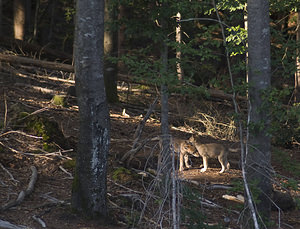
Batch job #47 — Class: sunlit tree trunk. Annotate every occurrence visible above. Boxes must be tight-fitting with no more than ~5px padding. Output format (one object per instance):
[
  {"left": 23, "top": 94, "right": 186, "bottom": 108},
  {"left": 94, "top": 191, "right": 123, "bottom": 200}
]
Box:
[
  {"left": 176, "top": 12, "right": 183, "bottom": 81},
  {"left": 13, "top": 0, "right": 25, "bottom": 40},
  {"left": 72, "top": 0, "right": 110, "bottom": 218},
  {"left": 243, "top": 0, "right": 272, "bottom": 227}
]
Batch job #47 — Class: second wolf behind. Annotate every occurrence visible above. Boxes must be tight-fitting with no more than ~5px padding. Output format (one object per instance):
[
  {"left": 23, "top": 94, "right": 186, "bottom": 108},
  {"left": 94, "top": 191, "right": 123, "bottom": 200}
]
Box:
[
  {"left": 189, "top": 135, "right": 230, "bottom": 173},
  {"left": 159, "top": 137, "right": 197, "bottom": 172}
]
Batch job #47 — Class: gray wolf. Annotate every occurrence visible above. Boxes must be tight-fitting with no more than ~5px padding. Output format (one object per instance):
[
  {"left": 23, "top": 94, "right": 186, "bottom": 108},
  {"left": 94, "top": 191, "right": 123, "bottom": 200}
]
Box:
[
  {"left": 159, "top": 137, "right": 197, "bottom": 171},
  {"left": 189, "top": 135, "right": 230, "bottom": 173}
]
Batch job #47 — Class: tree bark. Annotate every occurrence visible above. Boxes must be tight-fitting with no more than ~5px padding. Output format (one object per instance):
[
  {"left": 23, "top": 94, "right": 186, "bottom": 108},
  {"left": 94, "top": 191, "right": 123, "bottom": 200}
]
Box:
[
  {"left": 294, "top": 10, "right": 300, "bottom": 103},
  {"left": 0, "top": 0, "right": 2, "bottom": 36},
  {"left": 159, "top": 40, "right": 170, "bottom": 175},
  {"left": 71, "top": 0, "right": 110, "bottom": 218},
  {"left": 244, "top": 0, "right": 272, "bottom": 227},
  {"left": 104, "top": 0, "right": 118, "bottom": 103},
  {"left": 13, "top": 0, "right": 26, "bottom": 40},
  {"left": 176, "top": 12, "right": 183, "bottom": 81}
]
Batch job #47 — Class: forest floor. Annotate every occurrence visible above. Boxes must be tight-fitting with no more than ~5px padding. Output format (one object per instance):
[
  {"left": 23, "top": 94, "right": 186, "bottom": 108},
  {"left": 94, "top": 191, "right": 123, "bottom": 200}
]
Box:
[{"left": 0, "top": 67, "right": 299, "bottom": 229}]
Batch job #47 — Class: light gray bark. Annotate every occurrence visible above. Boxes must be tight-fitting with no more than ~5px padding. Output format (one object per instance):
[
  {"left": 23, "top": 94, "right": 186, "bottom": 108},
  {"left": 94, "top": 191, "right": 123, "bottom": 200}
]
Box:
[
  {"left": 244, "top": 0, "right": 272, "bottom": 227},
  {"left": 72, "top": 0, "right": 110, "bottom": 218}
]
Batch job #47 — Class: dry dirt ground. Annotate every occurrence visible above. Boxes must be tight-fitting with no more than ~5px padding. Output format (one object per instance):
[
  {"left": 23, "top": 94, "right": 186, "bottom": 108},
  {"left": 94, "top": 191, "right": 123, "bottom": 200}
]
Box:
[{"left": 0, "top": 74, "right": 299, "bottom": 229}]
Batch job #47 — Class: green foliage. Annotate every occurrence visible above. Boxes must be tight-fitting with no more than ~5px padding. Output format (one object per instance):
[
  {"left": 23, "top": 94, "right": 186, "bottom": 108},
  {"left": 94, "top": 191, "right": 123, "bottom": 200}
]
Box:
[
  {"left": 181, "top": 186, "right": 224, "bottom": 229},
  {"left": 267, "top": 89, "right": 300, "bottom": 146},
  {"left": 109, "top": 0, "right": 299, "bottom": 149},
  {"left": 216, "top": 0, "right": 245, "bottom": 12},
  {"left": 230, "top": 179, "right": 244, "bottom": 193},
  {"left": 273, "top": 149, "right": 300, "bottom": 177},
  {"left": 226, "top": 26, "right": 247, "bottom": 56}
]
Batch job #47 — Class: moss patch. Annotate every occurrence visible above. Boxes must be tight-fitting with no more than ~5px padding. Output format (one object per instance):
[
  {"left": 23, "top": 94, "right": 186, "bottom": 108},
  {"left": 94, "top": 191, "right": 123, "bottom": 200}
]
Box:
[
  {"left": 112, "top": 167, "right": 137, "bottom": 183},
  {"left": 52, "top": 95, "right": 67, "bottom": 107},
  {"left": 14, "top": 113, "right": 67, "bottom": 150}
]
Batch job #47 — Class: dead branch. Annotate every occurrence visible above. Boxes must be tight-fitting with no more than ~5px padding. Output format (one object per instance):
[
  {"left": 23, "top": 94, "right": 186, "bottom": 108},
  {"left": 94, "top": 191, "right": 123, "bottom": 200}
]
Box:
[
  {"left": 0, "top": 219, "right": 27, "bottom": 229},
  {"left": 133, "top": 96, "right": 159, "bottom": 141},
  {"left": 40, "top": 192, "right": 65, "bottom": 204},
  {"left": 0, "top": 53, "right": 74, "bottom": 72},
  {"left": 180, "top": 179, "right": 233, "bottom": 190},
  {"left": 59, "top": 166, "right": 73, "bottom": 179},
  {"left": 0, "top": 166, "right": 38, "bottom": 212},
  {"left": 222, "top": 194, "right": 244, "bottom": 204},
  {"left": 0, "top": 130, "right": 43, "bottom": 139},
  {"left": 0, "top": 162, "right": 19, "bottom": 185},
  {"left": 121, "top": 97, "right": 159, "bottom": 164},
  {"left": 32, "top": 215, "right": 46, "bottom": 228}
]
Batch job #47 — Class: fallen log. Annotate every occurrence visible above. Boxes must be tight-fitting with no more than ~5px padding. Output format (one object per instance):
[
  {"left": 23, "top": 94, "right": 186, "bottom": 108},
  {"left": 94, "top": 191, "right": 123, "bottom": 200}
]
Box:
[
  {"left": 0, "top": 36, "right": 72, "bottom": 61},
  {"left": 0, "top": 53, "right": 74, "bottom": 72}
]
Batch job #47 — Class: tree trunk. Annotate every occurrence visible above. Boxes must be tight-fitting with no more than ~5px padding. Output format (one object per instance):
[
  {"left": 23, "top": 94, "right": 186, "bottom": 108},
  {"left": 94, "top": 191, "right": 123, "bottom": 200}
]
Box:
[
  {"left": 0, "top": 0, "right": 2, "bottom": 36},
  {"left": 295, "top": 10, "right": 300, "bottom": 103},
  {"left": 104, "top": 0, "right": 118, "bottom": 103},
  {"left": 33, "top": 0, "right": 39, "bottom": 40},
  {"left": 13, "top": 0, "right": 26, "bottom": 40},
  {"left": 176, "top": 12, "right": 183, "bottom": 81},
  {"left": 159, "top": 40, "right": 170, "bottom": 175},
  {"left": 71, "top": 0, "right": 110, "bottom": 218},
  {"left": 244, "top": 0, "right": 272, "bottom": 227}
]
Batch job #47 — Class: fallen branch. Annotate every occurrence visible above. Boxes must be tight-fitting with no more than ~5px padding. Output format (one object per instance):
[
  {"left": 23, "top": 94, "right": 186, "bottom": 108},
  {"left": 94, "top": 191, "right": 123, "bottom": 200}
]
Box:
[
  {"left": 0, "top": 162, "right": 19, "bottom": 184},
  {"left": 0, "top": 53, "right": 74, "bottom": 72},
  {"left": 32, "top": 215, "right": 46, "bottom": 228},
  {"left": 222, "top": 194, "right": 244, "bottom": 204},
  {"left": 40, "top": 192, "right": 64, "bottom": 204},
  {"left": 59, "top": 166, "right": 73, "bottom": 179},
  {"left": 0, "top": 130, "right": 43, "bottom": 139},
  {"left": 0, "top": 166, "right": 38, "bottom": 212},
  {"left": 0, "top": 219, "right": 27, "bottom": 229},
  {"left": 121, "top": 97, "right": 159, "bottom": 164},
  {"left": 180, "top": 179, "right": 233, "bottom": 190}
]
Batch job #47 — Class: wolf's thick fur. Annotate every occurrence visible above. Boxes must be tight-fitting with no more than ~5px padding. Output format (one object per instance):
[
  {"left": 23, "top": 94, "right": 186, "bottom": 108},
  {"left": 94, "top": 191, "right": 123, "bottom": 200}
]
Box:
[
  {"left": 189, "top": 136, "right": 230, "bottom": 173},
  {"left": 171, "top": 138, "right": 197, "bottom": 171},
  {"left": 159, "top": 137, "right": 197, "bottom": 171}
]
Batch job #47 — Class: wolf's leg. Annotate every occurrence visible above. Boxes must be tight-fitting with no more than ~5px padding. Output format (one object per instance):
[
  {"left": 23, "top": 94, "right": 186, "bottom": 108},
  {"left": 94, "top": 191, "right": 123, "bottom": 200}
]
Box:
[
  {"left": 179, "top": 151, "right": 184, "bottom": 171},
  {"left": 200, "top": 157, "right": 208, "bottom": 172},
  {"left": 184, "top": 154, "right": 191, "bottom": 168},
  {"left": 218, "top": 155, "right": 227, "bottom": 173}
]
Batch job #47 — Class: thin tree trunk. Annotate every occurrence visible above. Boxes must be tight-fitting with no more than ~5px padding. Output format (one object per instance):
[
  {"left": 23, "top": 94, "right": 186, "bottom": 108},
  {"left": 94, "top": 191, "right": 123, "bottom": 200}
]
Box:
[
  {"left": 0, "top": 0, "right": 2, "bottom": 36},
  {"left": 160, "top": 40, "right": 170, "bottom": 175},
  {"left": 176, "top": 12, "right": 183, "bottom": 81},
  {"left": 71, "top": 0, "right": 110, "bottom": 218},
  {"left": 33, "top": 0, "right": 39, "bottom": 40},
  {"left": 295, "top": 10, "right": 300, "bottom": 103},
  {"left": 13, "top": 0, "right": 26, "bottom": 40},
  {"left": 244, "top": 0, "right": 272, "bottom": 227},
  {"left": 25, "top": 0, "right": 31, "bottom": 36},
  {"left": 104, "top": 0, "right": 118, "bottom": 103}
]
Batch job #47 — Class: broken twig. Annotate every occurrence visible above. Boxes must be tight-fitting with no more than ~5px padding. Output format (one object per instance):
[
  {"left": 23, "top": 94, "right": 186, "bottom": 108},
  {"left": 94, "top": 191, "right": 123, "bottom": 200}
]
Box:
[{"left": 0, "top": 166, "right": 37, "bottom": 211}]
